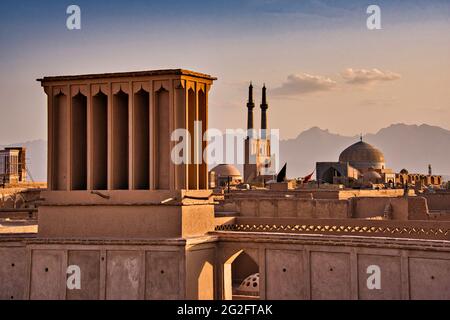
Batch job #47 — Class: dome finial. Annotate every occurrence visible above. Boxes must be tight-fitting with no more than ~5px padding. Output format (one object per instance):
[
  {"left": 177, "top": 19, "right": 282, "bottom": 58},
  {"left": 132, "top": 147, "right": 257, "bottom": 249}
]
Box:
[{"left": 360, "top": 133, "right": 363, "bottom": 142}]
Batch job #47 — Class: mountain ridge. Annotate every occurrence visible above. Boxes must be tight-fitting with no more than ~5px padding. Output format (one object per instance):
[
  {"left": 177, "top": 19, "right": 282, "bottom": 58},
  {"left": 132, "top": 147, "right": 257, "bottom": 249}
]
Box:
[
  {"left": 280, "top": 123, "right": 450, "bottom": 179},
  {"left": 2, "top": 123, "right": 450, "bottom": 182}
]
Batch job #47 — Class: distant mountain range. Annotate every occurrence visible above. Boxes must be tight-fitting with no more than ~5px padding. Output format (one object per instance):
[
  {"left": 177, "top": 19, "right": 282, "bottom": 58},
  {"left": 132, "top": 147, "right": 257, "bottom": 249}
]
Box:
[
  {"left": 280, "top": 123, "right": 450, "bottom": 180},
  {"left": 2, "top": 123, "right": 449, "bottom": 183}
]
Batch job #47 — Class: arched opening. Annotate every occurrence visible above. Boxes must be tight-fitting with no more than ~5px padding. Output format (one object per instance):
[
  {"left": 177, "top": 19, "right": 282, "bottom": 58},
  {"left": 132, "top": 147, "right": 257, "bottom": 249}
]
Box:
[
  {"left": 197, "top": 261, "right": 214, "bottom": 300},
  {"left": 155, "top": 87, "right": 170, "bottom": 189},
  {"left": 133, "top": 89, "right": 150, "bottom": 189},
  {"left": 388, "top": 179, "right": 394, "bottom": 188},
  {"left": 52, "top": 92, "right": 68, "bottom": 190},
  {"left": 92, "top": 91, "right": 108, "bottom": 190},
  {"left": 321, "top": 167, "right": 342, "bottom": 184},
  {"left": 112, "top": 90, "right": 129, "bottom": 189},
  {"left": 71, "top": 92, "right": 87, "bottom": 190},
  {"left": 224, "top": 250, "right": 259, "bottom": 300}
]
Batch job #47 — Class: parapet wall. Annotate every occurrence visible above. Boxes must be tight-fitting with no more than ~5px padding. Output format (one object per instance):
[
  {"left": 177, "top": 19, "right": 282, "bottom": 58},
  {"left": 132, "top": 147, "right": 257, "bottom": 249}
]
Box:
[
  {"left": 227, "top": 189, "right": 410, "bottom": 200},
  {"left": 351, "top": 197, "right": 411, "bottom": 220},
  {"left": 422, "top": 193, "right": 450, "bottom": 211},
  {"left": 0, "top": 187, "right": 44, "bottom": 209},
  {"left": 3, "top": 230, "right": 450, "bottom": 300},
  {"left": 217, "top": 193, "right": 444, "bottom": 221},
  {"left": 0, "top": 236, "right": 216, "bottom": 300},
  {"left": 225, "top": 198, "right": 350, "bottom": 219},
  {"left": 337, "top": 189, "right": 410, "bottom": 200},
  {"left": 38, "top": 190, "right": 215, "bottom": 239},
  {"left": 215, "top": 232, "right": 450, "bottom": 300}
]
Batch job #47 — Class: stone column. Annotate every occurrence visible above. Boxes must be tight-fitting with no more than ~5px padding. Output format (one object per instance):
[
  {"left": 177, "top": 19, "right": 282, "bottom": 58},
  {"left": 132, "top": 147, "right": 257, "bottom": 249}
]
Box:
[
  {"left": 198, "top": 83, "right": 208, "bottom": 189},
  {"left": 187, "top": 82, "right": 198, "bottom": 190},
  {"left": 128, "top": 81, "right": 133, "bottom": 190},
  {"left": 174, "top": 79, "right": 187, "bottom": 190},
  {"left": 107, "top": 81, "right": 113, "bottom": 190},
  {"left": 45, "top": 86, "right": 53, "bottom": 190},
  {"left": 86, "top": 84, "right": 93, "bottom": 190},
  {"left": 149, "top": 80, "right": 155, "bottom": 189}
]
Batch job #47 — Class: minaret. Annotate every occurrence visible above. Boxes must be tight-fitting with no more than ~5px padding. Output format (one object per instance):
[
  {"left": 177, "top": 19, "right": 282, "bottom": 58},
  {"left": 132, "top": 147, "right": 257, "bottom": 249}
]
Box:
[
  {"left": 260, "top": 84, "right": 268, "bottom": 139},
  {"left": 244, "top": 82, "right": 257, "bottom": 183},
  {"left": 246, "top": 82, "right": 255, "bottom": 138}
]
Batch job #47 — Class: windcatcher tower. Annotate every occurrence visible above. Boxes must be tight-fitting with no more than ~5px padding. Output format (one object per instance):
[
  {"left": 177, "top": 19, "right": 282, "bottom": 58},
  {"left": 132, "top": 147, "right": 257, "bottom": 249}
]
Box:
[{"left": 31, "top": 69, "right": 219, "bottom": 299}]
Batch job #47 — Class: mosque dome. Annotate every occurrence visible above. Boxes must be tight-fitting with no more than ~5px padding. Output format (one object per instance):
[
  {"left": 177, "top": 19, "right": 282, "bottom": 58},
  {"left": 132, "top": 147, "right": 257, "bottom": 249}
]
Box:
[
  {"left": 339, "top": 141, "right": 385, "bottom": 170},
  {"left": 211, "top": 164, "right": 242, "bottom": 178},
  {"left": 363, "top": 168, "right": 382, "bottom": 183}
]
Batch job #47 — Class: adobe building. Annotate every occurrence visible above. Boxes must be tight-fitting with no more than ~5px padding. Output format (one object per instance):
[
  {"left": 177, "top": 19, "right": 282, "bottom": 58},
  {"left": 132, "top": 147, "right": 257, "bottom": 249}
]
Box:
[
  {"left": 316, "top": 138, "right": 442, "bottom": 189},
  {"left": 1, "top": 69, "right": 450, "bottom": 301},
  {"left": 0, "top": 69, "right": 223, "bottom": 300},
  {"left": 41, "top": 69, "right": 215, "bottom": 192},
  {"left": 396, "top": 167, "right": 442, "bottom": 189},
  {"left": 0, "top": 147, "right": 26, "bottom": 186},
  {"left": 35, "top": 69, "right": 218, "bottom": 238}
]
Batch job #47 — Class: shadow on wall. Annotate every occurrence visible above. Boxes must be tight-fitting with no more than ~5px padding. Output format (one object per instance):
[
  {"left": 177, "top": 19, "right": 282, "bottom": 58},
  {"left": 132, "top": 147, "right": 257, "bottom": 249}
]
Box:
[{"left": 224, "top": 250, "right": 259, "bottom": 300}]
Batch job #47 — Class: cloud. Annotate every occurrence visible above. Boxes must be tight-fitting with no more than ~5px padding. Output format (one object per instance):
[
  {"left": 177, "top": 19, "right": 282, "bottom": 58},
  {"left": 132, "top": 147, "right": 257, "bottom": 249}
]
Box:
[
  {"left": 272, "top": 73, "right": 337, "bottom": 96},
  {"left": 341, "top": 68, "right": 401, "bottom": 86}
]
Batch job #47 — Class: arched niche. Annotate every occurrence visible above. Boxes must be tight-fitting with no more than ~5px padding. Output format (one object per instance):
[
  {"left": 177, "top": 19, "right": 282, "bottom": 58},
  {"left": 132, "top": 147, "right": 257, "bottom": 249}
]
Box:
[
  {"left": 223, "top": 250, "right": 260, "bottom": 300},
  {"left": 133, "top": 88, "right": 150, "bottom": 189},
  {"left": 92, "top": 91, "right": 108, "bottom": 190},
  {"left": 155, "top": 87, "right": 170, "bottom": 189},
  {"left": 321, "top": 166, "right": 342, "bottom": 184},
  {"left": 187, "top": 88, "right": 197, "bottom": 190},
  {"left": 52, "top": 92, "right": 68, "bottom": 190},
  {"left": 112, "top": 89, "right": 129, "bottom": 190},
  {"left": 71, "top": 92, "right": 87, "bottom": 190}
]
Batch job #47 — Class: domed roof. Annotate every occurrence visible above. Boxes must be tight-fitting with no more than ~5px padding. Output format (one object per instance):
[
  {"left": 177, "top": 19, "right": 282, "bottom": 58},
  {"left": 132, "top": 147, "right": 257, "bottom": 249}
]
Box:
[
  {"left": 339, "top": 141, "right": 385, "bottom": 164},
  {"left": 237, "top": 273, "right": 259, "bottom": 295},
  {"left": 363, "top": 170, "right": 382, "bottom": 182},
  {"left": 211, "top": 164, "right": 241, "bottom": 177}
]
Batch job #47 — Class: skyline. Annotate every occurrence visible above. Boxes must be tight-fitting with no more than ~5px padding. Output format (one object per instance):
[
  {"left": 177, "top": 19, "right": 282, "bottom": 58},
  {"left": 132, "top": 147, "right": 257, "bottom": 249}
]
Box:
[{"left": 1, "top": 0, "right": 449, "bottom": 144}]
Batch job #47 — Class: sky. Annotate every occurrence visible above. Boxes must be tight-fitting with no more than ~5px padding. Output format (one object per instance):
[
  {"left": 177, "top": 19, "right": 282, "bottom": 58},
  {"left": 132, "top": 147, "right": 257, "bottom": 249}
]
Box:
[{"left": 0, "top": 0, "right": 449, "bottom": 144}]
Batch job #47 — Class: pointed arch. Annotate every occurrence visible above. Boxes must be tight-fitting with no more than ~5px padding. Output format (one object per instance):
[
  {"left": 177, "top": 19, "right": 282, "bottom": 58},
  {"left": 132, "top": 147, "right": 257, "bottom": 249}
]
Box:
[
  {"left": 133, "top": 88, "right": 150, "bottom": 189},
  {"left": 71, "top": 92, "right": 87, "bottom": 190},
  {"left": 92, "top": 91, "right": 108, "bottom": 189},
  {"left": 112, "top": 89, "right": 129, "bottom": 189}
]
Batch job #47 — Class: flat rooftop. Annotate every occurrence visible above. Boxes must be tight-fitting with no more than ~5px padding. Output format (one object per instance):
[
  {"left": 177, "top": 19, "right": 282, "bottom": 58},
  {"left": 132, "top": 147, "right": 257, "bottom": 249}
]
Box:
[
  {"left": 37, "top": 68, "right": 217, "bottom": 82},
  {"left": 0, "top": 218, "right": 37, "bottom": 235}
]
